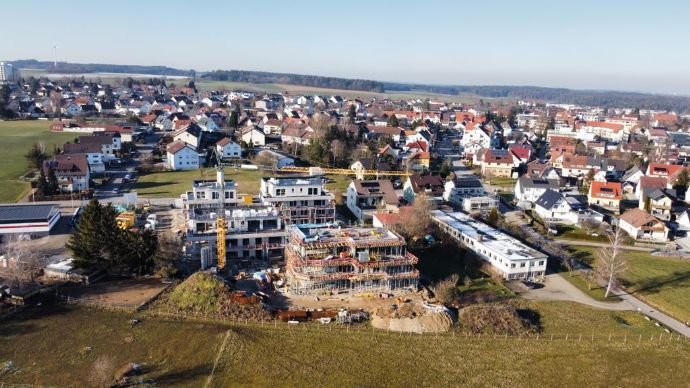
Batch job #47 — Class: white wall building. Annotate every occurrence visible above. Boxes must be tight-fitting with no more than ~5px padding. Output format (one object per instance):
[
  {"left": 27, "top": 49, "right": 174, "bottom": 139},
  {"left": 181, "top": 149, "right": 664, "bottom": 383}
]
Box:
[
  {"left": 167, "top": 141, "right": 200, "bottom": 171},
  {"left": 432, "top": 210, "right": 548, "bottom": 281}
]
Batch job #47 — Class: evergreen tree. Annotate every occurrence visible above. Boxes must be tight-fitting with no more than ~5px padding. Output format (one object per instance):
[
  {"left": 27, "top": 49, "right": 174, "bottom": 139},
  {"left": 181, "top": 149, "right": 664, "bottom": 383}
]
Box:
[
  {"left": 112, "top": 229, "right": 158, "bottom": 275},
  {"left": 348, "top": 104, "right": 356, "bottom": 123},
  {"left": 487, "top": 207, "right": 499, "bottom": 226},
  {"left": 25, "top": 142, "right": 48, "bottom": 169},
  {"left": 46, "top": 167, "right": 59, "bottom": 194},
  {"left": 387, "top": 114, "right": 399, "bottom": 127},
  {"left": 67, "top": 200, "right": 117, "bottom": 270},
  {"left": 36, "top": 168, "right": 49, "bottom": 196}
]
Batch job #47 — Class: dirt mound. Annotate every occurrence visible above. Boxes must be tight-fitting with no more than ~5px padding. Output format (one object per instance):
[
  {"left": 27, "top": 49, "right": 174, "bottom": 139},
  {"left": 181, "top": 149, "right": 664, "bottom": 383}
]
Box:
[
  {"left": 371, "top": 302, "right": 454, "bottom": 333},
  {"left": 163, "top": 272, "right": 271, "bottom": 321},
  {"left": 459, "top": 304, "right": 538, "bottom": 335}
]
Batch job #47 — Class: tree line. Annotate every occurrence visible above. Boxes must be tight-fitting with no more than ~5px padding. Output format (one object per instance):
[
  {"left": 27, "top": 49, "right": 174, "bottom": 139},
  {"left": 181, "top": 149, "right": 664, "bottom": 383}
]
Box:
[
  {"left": 202, "top": 70, "right": 385, "bottom": 93},
  {"left": 9, "top": 59, "right": 194, "bottom": 76},
  {"left": 384, "top": 83, "right": 690, "bottom": 112}
]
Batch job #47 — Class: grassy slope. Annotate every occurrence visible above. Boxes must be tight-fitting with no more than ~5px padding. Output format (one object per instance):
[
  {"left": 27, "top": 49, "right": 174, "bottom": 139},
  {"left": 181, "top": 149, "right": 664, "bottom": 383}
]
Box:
[
  {"left": 0, "top": 121, "right": 77, "bottom": 202},
  {"left": 0, "top": 303, "right": 686, "bottom": 387},
  {"left": 564, "top": 246, "right": 690, "bottom": 323}
]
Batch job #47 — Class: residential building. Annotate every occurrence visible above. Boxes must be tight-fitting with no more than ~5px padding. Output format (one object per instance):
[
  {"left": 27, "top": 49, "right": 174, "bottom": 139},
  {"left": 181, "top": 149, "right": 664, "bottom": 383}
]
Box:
[
  {"left": 346, "top": 180, "right": 399, "bottom": 222},
  {"left": 216, "top": 137, "right": 242, "bottom": 158},
  {"left": 402, "top": 174, "right": 444, "bottom": 203},
  {"left": 167, "top": 140, "right": 199, "bottom": 171},
  {"left": 640, "top": 188, "right": 675, "bottom": 221},
  {"left": 443, "top": 177, "right": 485, "bottom": 204},
  {"left": 285, "top": 224, "right": 419, "bottom": 295},
  {"left": 514, "top": 177, "right": 560, "bottom": 208},
  {"left": 182, "top": 170, "right": 240, "bottom": 211},
  {"left": 618, "top": 209, "right": 669, "bottom": 242},
  {"left": 43, "top": 155, "right": 90, "bottom": 192},
  {"left": 588, "top": 181, "right": 622, "bottom": 213},
  {"left": 241, "top": 126, "right": 266, "bottom": 146},
  {"left": 480, "top": 149, "right": 515, "bottom": 178},
  {"left": 432, "top": 210, "right": 548, "bottom": 281},
  {"left": 462, "top": 196, "right": 498, "bottom": 213},
  {"left": 62, "top": 142, "right": 105, "bottom": 173},
  {"left": 0, "top": 62, "right": 20, "bottom": 82},
  {"left": 259, "top": 176, "right": 335, "bottom": 224},
  {"left": 533, "top": 190, "right": 579, "bottom": 225}
]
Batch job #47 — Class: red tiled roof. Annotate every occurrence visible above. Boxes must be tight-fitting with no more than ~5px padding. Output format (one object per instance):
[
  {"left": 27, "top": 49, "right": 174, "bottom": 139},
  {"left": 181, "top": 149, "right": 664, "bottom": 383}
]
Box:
[{"left": 589, "top": 181, "right": 622, "bottom": 200}]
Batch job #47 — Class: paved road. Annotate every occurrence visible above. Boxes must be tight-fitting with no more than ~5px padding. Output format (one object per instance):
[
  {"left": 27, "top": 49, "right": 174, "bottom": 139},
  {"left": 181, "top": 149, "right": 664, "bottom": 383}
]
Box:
[{"left": 523, "top": 274, "right": 690, "bottom": 338}]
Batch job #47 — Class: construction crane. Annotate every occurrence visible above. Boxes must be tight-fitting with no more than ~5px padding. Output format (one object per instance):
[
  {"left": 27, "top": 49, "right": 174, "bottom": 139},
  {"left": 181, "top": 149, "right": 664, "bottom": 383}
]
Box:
[
  {"left": 278, "top": 166, "right": 411, "bottom": 180},
  {"left": 214, "top": 150, "right": 227, "bottom": 270}
]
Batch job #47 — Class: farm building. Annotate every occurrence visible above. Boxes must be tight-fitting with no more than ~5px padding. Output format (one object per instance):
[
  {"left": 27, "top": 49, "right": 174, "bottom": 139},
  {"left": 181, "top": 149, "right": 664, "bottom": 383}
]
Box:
[{"left": 0, "top": 204, "right": 61, "bottom": 236}]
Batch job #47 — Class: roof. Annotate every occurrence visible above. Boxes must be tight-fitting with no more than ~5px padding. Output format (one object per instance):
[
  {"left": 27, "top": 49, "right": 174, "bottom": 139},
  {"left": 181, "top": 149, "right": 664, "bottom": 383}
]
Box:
[
  {"left": 534, "top": 189, "right": 567, "bottom": 211},
  {"left": 581, "top": 121, "right": 624, "bottom": 132},
  {"left": 0, "top": 204, "right": 59, "bottom": 223},
  {"left": 589, "top": 181, "right": 622, "bottom": 200},
  {"left": 43, "top": 155, "right": 89, "bottom": 176},
  {"left": 619, "top": 208, "right": 665, "bottom": 228},
  {"left": 408, "top": 174, "right": 444, "bottom": 195},
  {"left": 373, "top": 206, "right": 414, "bottom": 226},
  {"left": 63, "top": 142, "right": 103, "bottom": 154},
  {"left": 352, "top": 180, "right": 398, "bottom": 205},
  {"left": 452, "top": 177, "right": 483, "bottom": 188},
  {"left": 167, "top": 140, "right": 193, "bottom": 154},
  {"left": 517, "top": 176, "right": 559, "bottom": 190}
]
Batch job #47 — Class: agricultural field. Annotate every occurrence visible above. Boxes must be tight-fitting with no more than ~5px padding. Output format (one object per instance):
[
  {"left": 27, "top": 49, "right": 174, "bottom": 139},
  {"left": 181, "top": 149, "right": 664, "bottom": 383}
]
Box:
[
  {"left": 0, "top": 302, "right": 686, "bottom": 387},
  {"left": 0, "top": 120, "right": 77, "bottom": 202},
  {"left": 563, "top": 246, "right": 690, "bottom": 323}
]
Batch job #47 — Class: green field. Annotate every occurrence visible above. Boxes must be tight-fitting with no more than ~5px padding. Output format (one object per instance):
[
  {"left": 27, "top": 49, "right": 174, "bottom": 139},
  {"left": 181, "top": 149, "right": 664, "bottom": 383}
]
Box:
[
  {"left": 0, "top": 302, "right": 686, "bottom": 387},
  {"left": 564, "top": 246, "right": 690, "bottom": 322},
  {"left": 132, "top": 168, "right": 353, "bottom": 200},
  {"left": 0, "top": 120, "right": 77, "bottom": 202}
]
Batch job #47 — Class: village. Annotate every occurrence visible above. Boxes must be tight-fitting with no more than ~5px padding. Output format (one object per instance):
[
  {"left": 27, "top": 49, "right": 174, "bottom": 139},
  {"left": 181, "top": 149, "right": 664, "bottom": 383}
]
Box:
[{"left": 2, "top": 61, "right": 690, "bottom": 385}]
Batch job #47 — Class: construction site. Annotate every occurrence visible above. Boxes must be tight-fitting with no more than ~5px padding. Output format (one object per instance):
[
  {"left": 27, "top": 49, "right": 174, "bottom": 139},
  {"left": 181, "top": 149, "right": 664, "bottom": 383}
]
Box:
[{"left": 285, "top": 224, "right": 419, "bottom": 295}]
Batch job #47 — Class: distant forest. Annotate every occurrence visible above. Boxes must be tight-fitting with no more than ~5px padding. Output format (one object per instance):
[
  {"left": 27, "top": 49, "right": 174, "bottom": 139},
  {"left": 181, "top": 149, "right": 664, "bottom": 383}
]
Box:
[
  {"left": 11, "top": 59, "right": 193, "bottom": 77},
  {"left": 9, "top": 59, "right": 689, "bottom": 111},
  {"left": 384, "top": 83, "right": 690, "bottom": 112},
  {"left": 201, "top": 70, "right": 385, "bottom": 93}
]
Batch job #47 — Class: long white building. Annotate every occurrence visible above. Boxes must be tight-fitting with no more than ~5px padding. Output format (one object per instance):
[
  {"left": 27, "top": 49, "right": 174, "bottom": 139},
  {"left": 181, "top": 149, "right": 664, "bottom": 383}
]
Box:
[{"left": 431, "top": 210, "right": 548, "bottom": 281}]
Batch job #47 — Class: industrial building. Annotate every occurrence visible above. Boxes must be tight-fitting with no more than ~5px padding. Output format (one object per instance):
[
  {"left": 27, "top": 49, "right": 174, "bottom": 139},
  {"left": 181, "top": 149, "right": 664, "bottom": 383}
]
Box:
[
  {"left": 431, "top": 210, "right": 548, "bottom": 281},
  {"left": 259, "top": 176, "right": 335, "bottom": 224},
  {"left": 0, "top": 204, "right": 61, "bottom": 236},
  {"left": 285, "top": 224, "right": 419, "bottom": 295}
]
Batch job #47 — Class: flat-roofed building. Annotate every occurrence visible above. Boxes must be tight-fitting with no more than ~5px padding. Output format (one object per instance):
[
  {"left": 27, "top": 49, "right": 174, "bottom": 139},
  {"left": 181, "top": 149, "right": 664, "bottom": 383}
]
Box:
[
  {"left": 259, "top": 176, "right": 335, "bottom": 224},
  {"left": 0, "top": 204, "right": 61, "bottom": 236},
  {"left": 431, "top": 210, "right": 547, "bottom": 281}
]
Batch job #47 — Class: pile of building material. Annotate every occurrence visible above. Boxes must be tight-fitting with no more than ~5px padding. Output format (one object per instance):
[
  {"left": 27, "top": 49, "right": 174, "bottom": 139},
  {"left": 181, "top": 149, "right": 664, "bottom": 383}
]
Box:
[
  {"left": 371, "top": 301, "right": 454, "bottom": 333},
  {"left": 458, "top": 304, "right": 538, "bottom": 335}
]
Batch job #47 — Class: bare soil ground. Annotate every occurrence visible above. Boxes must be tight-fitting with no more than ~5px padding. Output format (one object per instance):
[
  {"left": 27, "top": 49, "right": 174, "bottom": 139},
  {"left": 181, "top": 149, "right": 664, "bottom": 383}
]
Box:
[
  {"left": 283, "top": 290, "right": 425, "bottom": 312},
  {"left": 58, "top": 277, "right": 168, "bottom": 308}
]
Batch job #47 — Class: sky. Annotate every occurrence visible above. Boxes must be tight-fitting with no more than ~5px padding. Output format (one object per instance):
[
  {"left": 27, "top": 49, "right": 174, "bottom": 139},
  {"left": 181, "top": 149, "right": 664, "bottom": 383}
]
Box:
[{"left": 3, "top": 0, "right": 690, "bottom": 94}]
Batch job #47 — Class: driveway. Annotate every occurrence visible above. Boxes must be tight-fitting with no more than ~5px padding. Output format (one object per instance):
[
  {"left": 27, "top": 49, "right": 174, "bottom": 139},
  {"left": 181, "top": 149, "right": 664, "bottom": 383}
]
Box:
[
  {"left": 521, "top": 274, "right": 631, "bottom": 311},
  {"left": 522, "top": 273, "right": 690, "bottom": 338}
]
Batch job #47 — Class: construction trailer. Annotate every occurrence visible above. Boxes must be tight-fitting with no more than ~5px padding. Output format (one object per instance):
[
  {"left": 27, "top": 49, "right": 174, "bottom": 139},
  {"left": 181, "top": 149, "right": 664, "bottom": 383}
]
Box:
[{"left": 285, "top": 224, "right": 419, "bottom": 295}]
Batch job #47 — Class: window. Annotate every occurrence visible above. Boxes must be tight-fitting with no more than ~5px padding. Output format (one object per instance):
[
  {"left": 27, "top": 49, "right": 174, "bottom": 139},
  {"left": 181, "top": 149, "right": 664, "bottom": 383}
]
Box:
[
  {"left": 520, "top": 262, "right": 526, "bottom": 268},
  {"left": 212, "top": 192, "right": 219, "bottom": 200},
  {"left": 538, "top": 261, "right": 544, "bottom": 266},
  {"left": 276, "top": 189, "right": 285, "bottom": 196}
]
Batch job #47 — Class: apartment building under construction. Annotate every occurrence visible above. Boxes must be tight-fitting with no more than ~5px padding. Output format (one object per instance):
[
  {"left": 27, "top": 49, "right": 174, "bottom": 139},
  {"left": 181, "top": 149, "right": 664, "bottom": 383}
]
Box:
[{"left": 285, "top": 224, "right": 419, "bottom": 295}]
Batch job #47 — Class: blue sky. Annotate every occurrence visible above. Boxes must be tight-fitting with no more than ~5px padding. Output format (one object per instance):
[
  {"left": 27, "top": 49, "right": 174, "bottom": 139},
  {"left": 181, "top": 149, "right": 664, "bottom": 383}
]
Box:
[{"left": 3, "top": 0, "right": 690, "bottom": 94}]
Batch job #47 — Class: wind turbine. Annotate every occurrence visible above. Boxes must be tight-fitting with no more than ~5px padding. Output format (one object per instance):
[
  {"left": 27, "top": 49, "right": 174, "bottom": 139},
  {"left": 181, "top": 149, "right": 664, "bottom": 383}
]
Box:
[{"left": 52, "top": 45, "right": 59, "bottom": 67}]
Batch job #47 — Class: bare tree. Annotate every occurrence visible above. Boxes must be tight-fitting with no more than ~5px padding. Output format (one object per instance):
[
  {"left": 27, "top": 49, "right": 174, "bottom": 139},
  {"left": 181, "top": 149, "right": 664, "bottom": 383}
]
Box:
[
  {"left": 309, "top": 113, "right": 331, "bottom": 141},
  {"left": 595, "top": 227, "right": 627, "bottom": 298},
  {"left": 0, "top": 236, "right": 48, "bottom": 290},
  {"left": 49, "top": 90, "right": 63, "bottom": 117},
  {"left": 403, "top": 194, "right": 433, "bottom": 238},
  {"left": 330, "top": 139, "right": 346, "bottom": 167},
  {"left": 253, "top": 151, "right": 278, "bottom": 169}
]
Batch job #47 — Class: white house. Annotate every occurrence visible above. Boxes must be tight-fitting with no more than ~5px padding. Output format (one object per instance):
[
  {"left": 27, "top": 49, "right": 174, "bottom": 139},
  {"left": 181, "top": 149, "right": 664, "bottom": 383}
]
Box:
[
  {"left": 173, "top": 125, "right": 202, "bottom": 150},
  {"left": 533, "top": 190, "right": 579, "bottom": 225},
  {"left": 216, "top": 137, "right": 242, "bottom": 159},
  {"left": 514, "top": 177, "right": 560, "bottom": 208},
  {"left": 443, "top": 177, "right": 485, "bottom": 204},
  {"left": 167, "top": 141, "right": 200, "bottom": 170},
  {"left": 241, "top": 126, "right": 266, "bottom": 146},
  {"left": 346, "top": 180, "right": 399, "bottom": 222},
  {"left": 618, "top": 208, "right": 668, "bottom": 242}
]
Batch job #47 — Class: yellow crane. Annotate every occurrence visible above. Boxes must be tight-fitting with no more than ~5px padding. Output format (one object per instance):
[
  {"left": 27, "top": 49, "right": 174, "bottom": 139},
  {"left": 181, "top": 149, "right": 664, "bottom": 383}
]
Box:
[
  {"left": 214, "top": 150, "right": 227, "bottom": 271},
  {"left": 278, "top": 166, "right": 411, "bottom": 180}
]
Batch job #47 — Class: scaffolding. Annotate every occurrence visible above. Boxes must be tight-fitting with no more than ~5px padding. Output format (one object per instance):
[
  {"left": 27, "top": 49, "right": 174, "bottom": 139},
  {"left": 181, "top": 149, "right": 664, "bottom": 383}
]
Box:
[{"left": 285, "top": 225, "right": 419, "bottom": 295}]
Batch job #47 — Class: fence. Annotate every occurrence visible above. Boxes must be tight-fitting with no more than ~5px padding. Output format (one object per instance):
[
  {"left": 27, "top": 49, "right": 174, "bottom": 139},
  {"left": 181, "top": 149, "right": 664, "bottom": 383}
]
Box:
[{"left": 140, "top": 305, "right": 690, "bottom": 348}]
